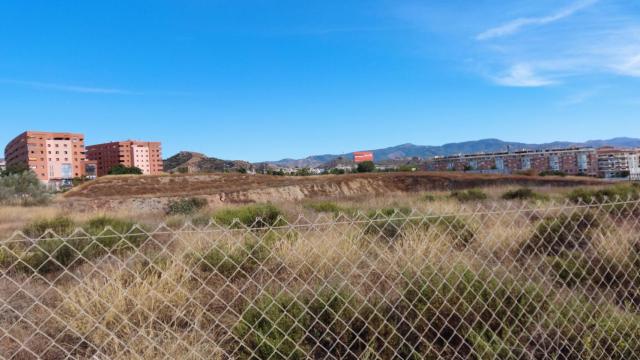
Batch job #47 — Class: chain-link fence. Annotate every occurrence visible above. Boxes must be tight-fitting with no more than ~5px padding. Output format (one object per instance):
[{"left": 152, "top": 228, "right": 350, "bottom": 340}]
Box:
[{"left": 2, "top": 199, "right": 640, "bottom": 359}]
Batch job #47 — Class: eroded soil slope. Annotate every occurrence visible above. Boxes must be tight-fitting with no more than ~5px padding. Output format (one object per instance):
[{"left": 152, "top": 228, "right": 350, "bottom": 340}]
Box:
[{"left": 62, "top": 172, "right": 603, "bottom": 211}]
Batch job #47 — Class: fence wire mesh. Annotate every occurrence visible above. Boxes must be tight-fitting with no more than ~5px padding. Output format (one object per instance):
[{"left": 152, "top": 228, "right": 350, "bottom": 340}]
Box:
[{"left": 2, "top": 198, "right": 640, "bottom": 359}]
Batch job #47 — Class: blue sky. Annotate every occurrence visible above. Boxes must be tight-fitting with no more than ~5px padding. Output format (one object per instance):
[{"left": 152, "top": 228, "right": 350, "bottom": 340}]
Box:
[{"left": 1, "top": 0, "right": 639, "bottom": 162}]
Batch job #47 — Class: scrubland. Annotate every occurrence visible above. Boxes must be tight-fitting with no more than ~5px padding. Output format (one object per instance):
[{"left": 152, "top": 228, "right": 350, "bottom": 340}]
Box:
[{"left": 2, "top": 183, "right": 640, "bottom": 359}]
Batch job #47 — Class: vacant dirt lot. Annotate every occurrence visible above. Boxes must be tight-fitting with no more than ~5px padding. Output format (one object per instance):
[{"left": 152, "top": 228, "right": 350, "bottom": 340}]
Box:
[{"left": 62, "top": 172, "right": 604, "bottom": 211}]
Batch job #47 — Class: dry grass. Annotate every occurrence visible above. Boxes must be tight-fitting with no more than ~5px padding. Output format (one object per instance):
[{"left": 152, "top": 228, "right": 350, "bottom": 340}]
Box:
[{"left": 59, "top": 260, "right": 225, "bottom": 359}]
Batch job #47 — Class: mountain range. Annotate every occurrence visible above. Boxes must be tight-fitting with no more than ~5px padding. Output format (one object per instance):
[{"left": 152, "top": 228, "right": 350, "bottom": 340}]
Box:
[{"left": 267, "top": 138, "right": 640, "bottom": 168}]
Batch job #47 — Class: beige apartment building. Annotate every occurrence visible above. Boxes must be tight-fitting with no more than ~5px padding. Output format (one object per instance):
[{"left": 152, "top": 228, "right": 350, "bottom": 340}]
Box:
[
  {"left": 597, "top": 147, "right": 640, "bottom": 178},
  {"left": 86, "top": 140, "right": 163, "bottom": 176},
  {"left": 4, "top": 131, "right": 94, "bottom": 187}
]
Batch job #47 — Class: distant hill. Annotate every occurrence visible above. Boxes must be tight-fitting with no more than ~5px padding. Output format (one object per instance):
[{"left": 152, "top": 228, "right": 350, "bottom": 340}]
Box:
[
  {"left": 164, "top": 151, "right": 253, "bottom": 173},
  {"left": 268, "top": 138, "right": 640, "bottom": 168}
]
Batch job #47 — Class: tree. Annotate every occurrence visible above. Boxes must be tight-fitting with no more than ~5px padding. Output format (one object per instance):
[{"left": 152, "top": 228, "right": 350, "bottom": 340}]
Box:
[
  {"left": 108, "top": 164, "right": 143, "bottom": 175},
  {"left": 357, "top": 161, "right": 375, "bottom": 173},
  {"left": 1, "top": 163, "right": 29, "bottom": 176},
  {"left": 0, "top": 170, "right": 50, "bottom": 206},
  {"left": 328, "top": 168, "right": 346, "bottom": 175},
  {"left": 295, "top": 168, "right": 312, "bottom": 176}
]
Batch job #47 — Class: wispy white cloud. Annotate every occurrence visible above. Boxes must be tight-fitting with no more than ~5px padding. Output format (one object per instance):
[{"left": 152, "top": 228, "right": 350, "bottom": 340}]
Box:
[
  {"left": 392, "top": 0, "right": 639, "bottom": 87},
  {"left": 0, "top": 79, "right": 139, "bottom": 95},
  {"left": 558, "top": 88, "right": 601, "bottom": 106},
  {"left": 476, "top": 0, "right": 598, "bottom": 41},
  {"left": 612, "top": 53, "right": 640, "bottom": 77},
  {"left": 492, "top": 64, "right": 557, "bottom": 87}
]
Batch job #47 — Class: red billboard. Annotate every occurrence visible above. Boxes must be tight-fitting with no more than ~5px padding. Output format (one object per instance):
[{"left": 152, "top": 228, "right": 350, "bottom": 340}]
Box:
[{"left": 354, "top": 151, "right": 374, "bottom": 163}]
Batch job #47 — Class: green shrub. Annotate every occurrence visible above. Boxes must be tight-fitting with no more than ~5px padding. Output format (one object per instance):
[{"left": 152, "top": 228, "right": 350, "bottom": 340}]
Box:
[
  {"left": 581, "top": 313, "right": 640, "bottom": 359},
  {"left": 450, "top": 189, "right": 488, "bottom": 202},
  {"left": 198, "top": 235, "right": 276, "bottom": 278},
  {"left": 22, "top": 216, "right": 76, "bottom": 238},
  {"left": 434, "top": 215, "right": 476, "bottom": 249},
  {"left": 357, "top": 161, "right": 376, "bottom": 173},
  {"left": 524, "top": 212, "right": 600, "bottom": 256},
  {"left": 18, "top": 238, "right": 84, "bottom": 274},
  {"left": 363, "top": 208, "right": 475, "bottom": 248},
  {"left": 212, "top": 204, "right": 285, "bottom": 228},
  {"left": 0, "top": 171, "right": 51, "bottom": 206},
  {"left": 17, "top": 216, "right": 147, "bottom": 274},
  {"left": 546, "top": 252, "right": 596, "bottom": 287},
  {"left": 166, "top": 197, "right": 208, "bottom": 215},
  {"left": 501, "top": 188, "right": 548, "bottom": 201},
  {"left": 234, "top": 265, "right": 547, "bottom": 359},
  {"left": 234, "top": 287, "right": 370, "bottom": 359},
  {"left": 546, "top": 298, "right": 640, "bottom": 359},
  {"left": 545, "top": 251, "right": 639, "bottom": 305},
  {"left": 404, "top": 264, "right": 547, "bottom": 358},
  {"left": 84, "top": 216, "right": 147, "bottom": 249},
  {"left": 364, "top": 207, "right": 413, "bottom": 240},
  {"left": 568, "top": 185, "right": 640, "bottom": 203},
  {"left": 108, "top": 164, "right": 143, "bottom": 175}
]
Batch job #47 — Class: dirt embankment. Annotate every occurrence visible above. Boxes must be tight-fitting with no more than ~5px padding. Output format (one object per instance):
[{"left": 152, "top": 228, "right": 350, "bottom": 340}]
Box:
[{"left": 61, "top": 172, "right": 604, "bottom": 212}]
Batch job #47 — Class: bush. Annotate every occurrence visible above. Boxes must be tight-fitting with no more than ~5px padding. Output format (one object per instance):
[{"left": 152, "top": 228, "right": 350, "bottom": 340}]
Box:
[
  {"left": 546, "top": 252, "right": 596, "bottom": 288},
  {"left": 567, "top": 185, "right": 640, "bottom": 203},
  {"left": 524, "top": 211, "right": 600, "bottom": 256},
  {"left": 17, "top": 216, "right": 147, "bottom": 274},
  {"left": 108, "top": 164, "right": 143, "bottom": 175},
  {"left": 234, "top": 287, "right": 369, "bottom": 359},
  {"left": 0, "top": 171, "right": 51, "bottom": 206},
  {"left": 501, "top": 188, "right": 548, "bottom": 201},
  {"left": 364, "top": 207, "right": 413, "bottom": 240},
  {"left": 328, "top": 168, "right": 346, "bottom": 175},
  {"left": 234, "top": 265, "right": 547, "bottom": 359},
  {"left": 450, "top": 189, "right": 488, "bottom": 202},
  {"left": 17, "top": 238, "right": 84, "bottom": 274},
  {"left": 364, "top": 208, "right": 475, "bottom": 247},
  {"left": 1, "top": 163, "right": 29, "bottom": 176},
  {"left": 404, "top": 265, "right": 547, "bottom": 358},
  {"left": 546, "top": 298, "right": 640, "bottom": 359},
  {"left": 212, "top": 204, "right": 285, "bottom": 228},
  {"left": 356, "top": 161, "right": 375, "bottom": 173},
  {"left": 84, "top": 216, "right": 147, "bottom": 249},
  {"left": 198, "top": 235, "right": 275, "bottom": 278},
  {"left": 22, "top": 216, "right": 76, "bottom": 238},
  {"left": 166, "top": 197, "right": 208, "bottom": 215}
]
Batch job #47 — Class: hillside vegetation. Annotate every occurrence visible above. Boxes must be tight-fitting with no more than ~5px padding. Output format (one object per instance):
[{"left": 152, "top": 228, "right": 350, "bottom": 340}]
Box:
[{"left": 163, "top": 151, "right": 254, "bottom": 174}]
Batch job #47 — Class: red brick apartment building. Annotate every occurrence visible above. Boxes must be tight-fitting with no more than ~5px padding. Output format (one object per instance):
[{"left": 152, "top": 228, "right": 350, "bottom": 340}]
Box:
[
  {"left": 86, "top": 140, "right": 163, "bottom": 176},
  {"left": 4, "top": 131, "right": 96, "bottom": 186},
  {"left": 425, "top": 147, "right": 598, "bottom": 176}
]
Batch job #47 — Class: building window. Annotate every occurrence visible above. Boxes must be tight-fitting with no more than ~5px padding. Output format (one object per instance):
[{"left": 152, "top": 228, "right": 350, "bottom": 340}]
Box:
[
  {"left": 521, "top": 157, "right": 531, "bottom": 170},
  {"left": 577, "top": 153, "right": 588, "bottom": 172},
  {"left": 549, "top": 155, "right": 560, "bottom": 171}
]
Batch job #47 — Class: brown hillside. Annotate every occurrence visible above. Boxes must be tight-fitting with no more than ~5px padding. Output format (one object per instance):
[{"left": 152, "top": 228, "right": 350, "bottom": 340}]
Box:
[{"left": 63, "top": 172, "right": 604, "bottom": 210}]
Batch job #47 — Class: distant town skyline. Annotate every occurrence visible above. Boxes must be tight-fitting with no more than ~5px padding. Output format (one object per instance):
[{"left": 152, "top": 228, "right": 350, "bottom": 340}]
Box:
[{"left": 1, "top": 0, "right": 639, "bottom": 162}]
